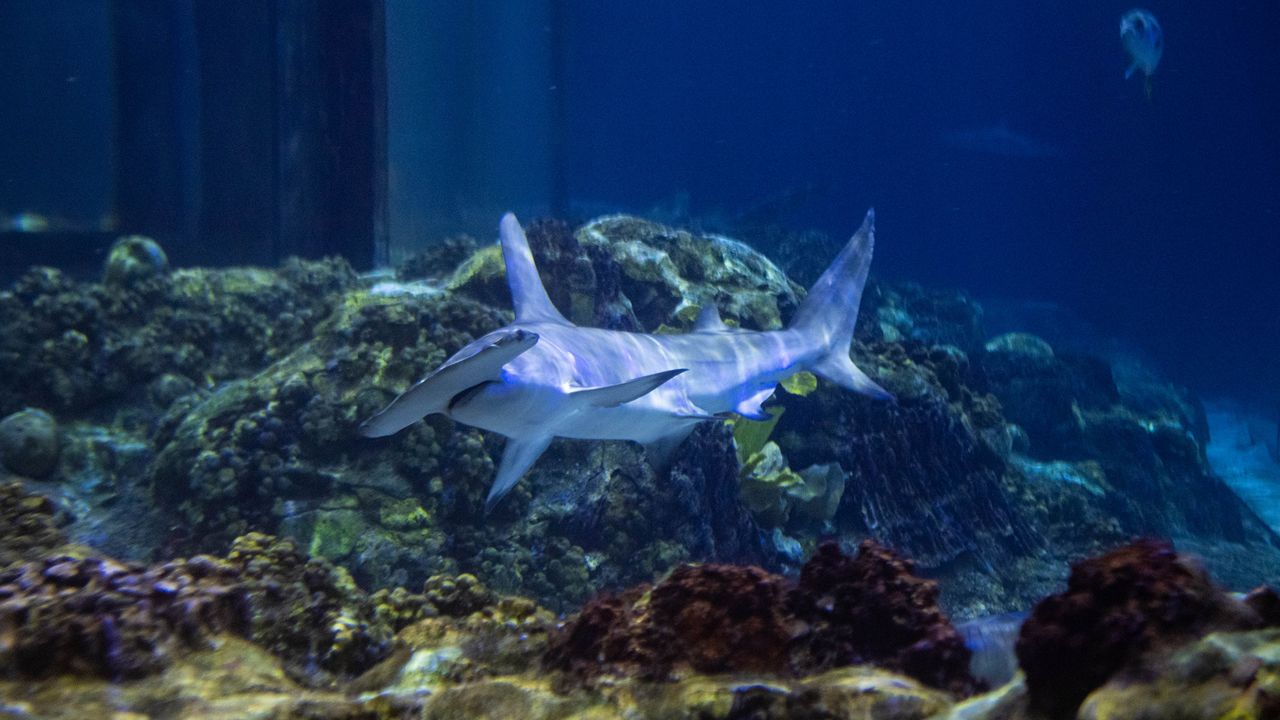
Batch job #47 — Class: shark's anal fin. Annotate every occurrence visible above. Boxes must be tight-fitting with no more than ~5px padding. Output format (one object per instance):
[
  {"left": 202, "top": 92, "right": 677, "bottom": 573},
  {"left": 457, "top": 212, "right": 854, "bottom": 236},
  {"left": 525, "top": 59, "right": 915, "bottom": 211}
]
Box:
[
  {"left": 360, "top": 329, "right": 538, "bottom": 438},
  {"left": 500, "top": 213, "right": 571, "bottom": 325},
  {"left": 693, "top": 304, "right": 728, "bottom": 332},
  {"left": 570, "top": 369, "right": 687, "bottom": 408},
  {"left": 644, "top": 427, "right": 695, "bottom": 473},
  {"left": 734, "top": 386, "right": 776, "bottom": 420},
  {"left": 486, "top": 435, "right": 553, "bottom": 514}
]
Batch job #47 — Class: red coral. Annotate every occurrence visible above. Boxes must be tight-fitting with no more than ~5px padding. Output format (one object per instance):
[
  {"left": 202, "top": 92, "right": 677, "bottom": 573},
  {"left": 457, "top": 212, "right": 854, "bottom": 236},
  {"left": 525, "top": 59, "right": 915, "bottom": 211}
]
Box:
[
  {"left": 546, "top": 540, "right": 977, "bottom": 695},
  {"left": 1015, "top": 538, "right": 1250, "bottom": 718}
]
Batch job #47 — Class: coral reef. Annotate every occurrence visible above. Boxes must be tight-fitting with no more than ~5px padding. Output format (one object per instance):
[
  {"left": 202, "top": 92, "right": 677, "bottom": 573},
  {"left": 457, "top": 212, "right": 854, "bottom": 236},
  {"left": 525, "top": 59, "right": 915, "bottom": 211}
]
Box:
[
  {"left": 1015, "top": 538, "right": 1271, "bottom": 718},
  {"left": 0, "top": 552, "right": 251, "bottom": 680},
  {"left": 3, "top": 215, "right": 1279, "bottom": 641},
  {"left": 545, "top": 540, "right": 977, "bottom": 695},
  {"left": 0, "top": 254, "right": 356, "bottom": 418}
]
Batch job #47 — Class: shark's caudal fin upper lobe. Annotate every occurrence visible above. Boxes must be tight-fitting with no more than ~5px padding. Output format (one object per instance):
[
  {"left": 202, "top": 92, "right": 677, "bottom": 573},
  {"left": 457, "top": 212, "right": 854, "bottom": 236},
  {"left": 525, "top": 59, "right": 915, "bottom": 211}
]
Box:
[{"left": 789, "top": 209, "right": 893, "bottom": 401}]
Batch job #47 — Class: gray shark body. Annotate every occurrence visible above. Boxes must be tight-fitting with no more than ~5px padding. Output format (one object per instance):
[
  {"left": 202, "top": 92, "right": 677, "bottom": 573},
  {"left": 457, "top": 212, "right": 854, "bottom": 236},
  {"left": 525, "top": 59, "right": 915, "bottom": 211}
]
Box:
[{"left": 361, "top": 212, "right": 889, "bottom": 510}]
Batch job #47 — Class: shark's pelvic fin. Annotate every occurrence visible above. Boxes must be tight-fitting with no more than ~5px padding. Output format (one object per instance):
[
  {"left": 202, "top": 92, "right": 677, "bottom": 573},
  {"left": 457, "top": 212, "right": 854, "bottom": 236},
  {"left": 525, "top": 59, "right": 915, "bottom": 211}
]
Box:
[
  {"left": 359, "top": 329, "right": 539, "bottom": 438},
  {"left": 486, "top": 434, "right": 552, "bottom": 513},
  {"left": 570, "top": 369, "right": 688, "bottom": 408},
  {"left": 499, "top": 213, "right": 571, "bottom": 326},
  {"left": 643, "top": 426, "right": 695, "bottom": 473},
  {"left": 734, "top": 386, "right": 776, "bottom": 420},
  {"left": 810, "top": 352, "right": 893, "bottom": 401},
  {"left": 693, "top": 304, "right": 728, "bottom": 332},
  {"left": 790, "top": 209, "right": 894, "bottom": 403}
]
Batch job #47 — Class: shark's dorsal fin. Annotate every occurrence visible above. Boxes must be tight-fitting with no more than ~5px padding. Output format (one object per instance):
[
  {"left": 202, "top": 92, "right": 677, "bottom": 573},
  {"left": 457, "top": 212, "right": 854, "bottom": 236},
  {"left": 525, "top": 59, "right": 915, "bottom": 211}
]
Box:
[
  {"left": 500, "top": 213, "right": 571, "bottom": 325},
  {"left": 571, "top": 369, "right": 687, "bottom": 408},
  {"left": 693, "top": 304, "right": 728, "bottom": 332},
  {"left": 360, "top": 329, "right": 539, "bottom": 438}
]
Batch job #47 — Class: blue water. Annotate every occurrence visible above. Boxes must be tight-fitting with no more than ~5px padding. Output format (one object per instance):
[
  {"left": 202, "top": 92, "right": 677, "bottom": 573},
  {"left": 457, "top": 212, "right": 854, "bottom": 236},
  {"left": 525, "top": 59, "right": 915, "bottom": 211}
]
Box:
[
  {"left": 3, "top": 1, "right": 1278, "bottom": 408},
  {"left": 554, "top": 2, "right": 1280, "bottom": 408}
]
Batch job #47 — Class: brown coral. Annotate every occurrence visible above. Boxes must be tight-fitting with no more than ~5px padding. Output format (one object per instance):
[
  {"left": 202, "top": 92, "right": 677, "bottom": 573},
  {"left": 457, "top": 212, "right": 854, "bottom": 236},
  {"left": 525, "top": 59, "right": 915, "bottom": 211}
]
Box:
[
  {"left": 545, "top": 540, "right": 976, "bottom": 695},
  {"left": 788, "top": 540, "right": 978, "bottom": 696},
  {"left": 1015, "top": 538, "right": 1262, "bottom": 718}
]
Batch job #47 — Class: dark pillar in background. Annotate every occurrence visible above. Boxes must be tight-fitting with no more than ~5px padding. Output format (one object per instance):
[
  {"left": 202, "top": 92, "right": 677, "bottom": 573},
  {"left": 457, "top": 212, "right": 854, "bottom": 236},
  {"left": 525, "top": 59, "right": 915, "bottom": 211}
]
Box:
[
  {"left": 190, "top": 1, "right": 278, "bottom": 267},
  {"left": 112, "top": 0, "right": 386, "bottom": 269},
  {"left": 277, "top": 0, "right": 386, "bottom": 269},
  {"left": 110, "top": 0, "right": 189, "bottom": 247}
]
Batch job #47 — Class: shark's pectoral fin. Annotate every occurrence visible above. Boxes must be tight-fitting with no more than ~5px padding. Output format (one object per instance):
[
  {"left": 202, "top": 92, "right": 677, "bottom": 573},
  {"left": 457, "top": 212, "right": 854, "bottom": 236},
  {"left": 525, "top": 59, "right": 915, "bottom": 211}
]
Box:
[
  {"left": 734, "top": 386, "right": 776, "bottom": 421},
  {"left": 486, "top": 434, "right": 552, "bottom": 514},
  {"left": 360, "top": 329, "right": 539, "bottom": 438},
  {"left": 644, "top": 427, "right": 695, "bottom": 473},
  {"left": 693, "top": 304, "right": 728, "bottom": 332},
  {"left": 570, "top": 369, "right": 688, "bottom": 408}
]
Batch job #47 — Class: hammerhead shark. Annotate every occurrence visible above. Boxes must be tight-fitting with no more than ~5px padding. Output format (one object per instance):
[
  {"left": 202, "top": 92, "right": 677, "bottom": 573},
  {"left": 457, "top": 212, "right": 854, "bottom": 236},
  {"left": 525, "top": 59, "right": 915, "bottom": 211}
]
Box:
[{"left": 361, "top": 211, "right": 891, "bottom": 511}]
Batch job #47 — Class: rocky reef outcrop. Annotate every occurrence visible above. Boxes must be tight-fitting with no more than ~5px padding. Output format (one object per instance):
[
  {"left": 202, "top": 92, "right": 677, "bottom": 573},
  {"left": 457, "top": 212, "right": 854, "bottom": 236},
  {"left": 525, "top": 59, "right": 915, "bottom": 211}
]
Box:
[{"left": 2, "top": 215, "right": 1278, "bottom": 626}]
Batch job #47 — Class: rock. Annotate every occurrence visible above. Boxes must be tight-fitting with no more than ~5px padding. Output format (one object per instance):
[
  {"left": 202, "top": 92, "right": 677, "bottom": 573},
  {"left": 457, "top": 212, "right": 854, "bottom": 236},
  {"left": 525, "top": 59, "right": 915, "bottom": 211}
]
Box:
[
  {"left": 103, "top": 235, "right": 168, "bottom": 286},
  {"left": 1079, "top": 629, "right": 1280, "bottom": 720},
  {"left": 984, "top": 332, "right": 1055, "bottom": 358},
  {"left": 0, "top": 407, "right": 59, "bottom": 477}
]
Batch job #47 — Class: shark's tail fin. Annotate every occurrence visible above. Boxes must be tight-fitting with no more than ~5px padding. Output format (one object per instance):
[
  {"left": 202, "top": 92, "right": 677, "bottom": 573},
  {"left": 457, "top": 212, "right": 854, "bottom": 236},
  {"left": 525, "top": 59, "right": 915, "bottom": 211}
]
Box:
[{"left": 790, "top": 209, "right": 893, "bottom": 401}]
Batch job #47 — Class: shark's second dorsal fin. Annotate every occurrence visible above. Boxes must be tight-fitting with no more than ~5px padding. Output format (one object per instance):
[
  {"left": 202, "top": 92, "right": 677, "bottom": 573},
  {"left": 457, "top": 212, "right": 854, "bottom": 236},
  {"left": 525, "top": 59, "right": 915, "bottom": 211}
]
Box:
[
  {"left": 693, "top": 304, "right": 728, "bottom": 332},
  {"left": 500, "top": 213, "right": 571, "bottom": 325},
  {"left": 570, "top": 369, "right": 687, "bottom": 408}
]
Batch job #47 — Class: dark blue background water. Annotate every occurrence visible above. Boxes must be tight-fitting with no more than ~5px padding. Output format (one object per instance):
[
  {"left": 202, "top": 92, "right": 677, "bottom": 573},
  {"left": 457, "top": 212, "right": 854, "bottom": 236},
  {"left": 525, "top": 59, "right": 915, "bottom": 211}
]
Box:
[
  {"left": 2, "top": 1, "right": 1276, "bottom": 409},
  {"left": 561, "top": 2, "right": 1280, "bottom": 408}
]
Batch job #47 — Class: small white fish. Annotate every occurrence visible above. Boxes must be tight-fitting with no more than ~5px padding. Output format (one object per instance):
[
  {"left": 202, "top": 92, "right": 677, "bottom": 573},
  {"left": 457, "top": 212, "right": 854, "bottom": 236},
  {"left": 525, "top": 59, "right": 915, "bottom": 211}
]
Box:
[{"left": 1120, "top": 9, "right": 1163, "bottom": 88}]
